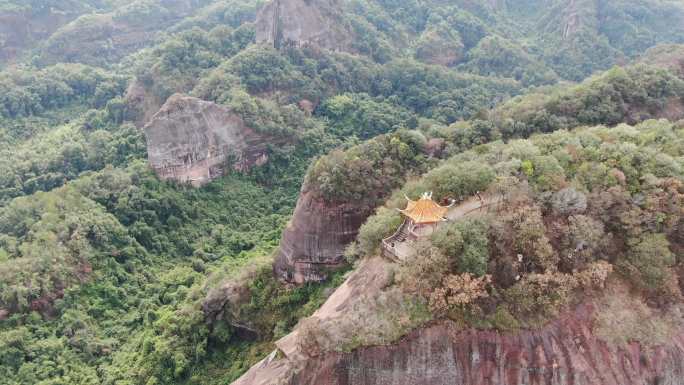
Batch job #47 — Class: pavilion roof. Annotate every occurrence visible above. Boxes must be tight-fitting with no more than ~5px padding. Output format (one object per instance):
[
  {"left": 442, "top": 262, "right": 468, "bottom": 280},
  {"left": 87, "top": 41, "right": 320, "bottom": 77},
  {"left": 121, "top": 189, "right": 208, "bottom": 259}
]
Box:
[{"left": 399, "top": 192, "right": 449, "bottom": 224}]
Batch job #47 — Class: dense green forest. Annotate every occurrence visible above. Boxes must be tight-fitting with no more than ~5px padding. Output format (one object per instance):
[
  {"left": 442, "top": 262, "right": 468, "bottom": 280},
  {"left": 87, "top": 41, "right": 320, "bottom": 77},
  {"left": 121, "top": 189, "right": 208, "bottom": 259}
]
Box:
[{"left": 0, "top": 0, "right": 683, "bottom": 384}]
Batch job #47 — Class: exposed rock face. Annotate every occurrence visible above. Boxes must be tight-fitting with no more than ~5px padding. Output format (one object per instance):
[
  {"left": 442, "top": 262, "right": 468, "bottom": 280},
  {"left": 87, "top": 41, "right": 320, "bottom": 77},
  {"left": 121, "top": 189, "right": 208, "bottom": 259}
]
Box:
[
  {"left": 519, "top": 0, "right": 599, "bottom": 40},
  {"left": 255, "top": 0, "right": 353, "bottom": 51},
  {"left": 233, "top": 257, "right": 684, "bottom": 385},
  {"left": 202, "top": 266, "right": 263, "bottom": 339},
  {"left": 233, "top": 255, "right": 684, "bottom": 385},
  {"left": 144, "top": 94, "right": 280, "bottom": 186},
  {"left": 273, "top": 188, "right": 371, "bottom": 283},
  {"left": 289, "top": 308, "right": 684, "bottom": 385}
]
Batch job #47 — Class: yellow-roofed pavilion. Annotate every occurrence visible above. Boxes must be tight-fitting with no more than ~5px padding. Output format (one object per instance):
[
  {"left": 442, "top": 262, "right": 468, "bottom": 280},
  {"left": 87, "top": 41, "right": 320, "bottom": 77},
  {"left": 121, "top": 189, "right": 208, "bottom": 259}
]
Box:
[
  {"left": 399, "top": 191, "right": 450, "bottom": 224},
  {"left": 382, "top": 192, "right": 455, "bottom": 260}
]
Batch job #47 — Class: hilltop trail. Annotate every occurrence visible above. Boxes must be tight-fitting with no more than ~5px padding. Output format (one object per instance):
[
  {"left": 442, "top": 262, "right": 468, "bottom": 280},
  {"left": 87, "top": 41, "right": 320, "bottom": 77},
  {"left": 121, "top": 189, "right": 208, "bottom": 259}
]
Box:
[{"left": 445, "top": 194, "right": 502, "bottom": 220}]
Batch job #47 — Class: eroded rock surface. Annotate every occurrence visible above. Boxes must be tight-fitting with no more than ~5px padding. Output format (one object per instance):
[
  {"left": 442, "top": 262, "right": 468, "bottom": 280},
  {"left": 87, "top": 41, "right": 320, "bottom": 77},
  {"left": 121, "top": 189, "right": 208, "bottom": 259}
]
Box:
[
  {"left": 144, "top": 94, "right": 279, "bottom": 186},
  {"left": 125, "top": 79, "right": 166, "bottom": 127},
  {"left": 288, "top": 309, "right": 684, "bottom": 385},
  {"left": 233, "top": 257, "right": 684, "bottom": 385},
  {"left": 255, "top": 0, "right": 352, "bottom": 51},
  {"left": 273, "top": 188, "right": 371, "bottom": 283}
]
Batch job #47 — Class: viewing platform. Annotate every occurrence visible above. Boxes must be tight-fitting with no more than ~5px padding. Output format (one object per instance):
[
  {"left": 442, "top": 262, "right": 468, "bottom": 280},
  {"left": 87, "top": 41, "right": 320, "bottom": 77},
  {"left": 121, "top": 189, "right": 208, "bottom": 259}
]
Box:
[{"left": 382, "top": 192, "right": 503, "bottom": 263}]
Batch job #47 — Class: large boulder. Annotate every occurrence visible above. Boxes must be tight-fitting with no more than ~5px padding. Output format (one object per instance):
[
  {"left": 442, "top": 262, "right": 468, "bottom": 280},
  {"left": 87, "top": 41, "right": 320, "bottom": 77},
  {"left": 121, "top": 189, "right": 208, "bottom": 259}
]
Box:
[
  {"left": 273, "top": 187, "right": 371, "bottom": 283},
  {"left": 255, "top": 0, "right": 353, "bottom": 51},
  {"left": 143, "top": 94, "right": 281, "bottom": 186}
]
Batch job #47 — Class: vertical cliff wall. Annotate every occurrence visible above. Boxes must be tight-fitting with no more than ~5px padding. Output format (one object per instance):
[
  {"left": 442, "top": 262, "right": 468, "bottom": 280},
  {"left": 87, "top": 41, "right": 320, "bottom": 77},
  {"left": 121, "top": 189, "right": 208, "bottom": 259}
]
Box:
[
  {"left": 289, "top": 306, "right": 684, "bottom": 385},
  {"left": 273, "top": 188, "right": 371, "bottom": 283},
  {"left": 255, "top": 0, "right": 353, "bottom": 51},
  {"left": 143, "top": 94, "right": 279, "bottom": 186},
  {"left": 233, "top": 257, "right": 684, "bottom": 385}
]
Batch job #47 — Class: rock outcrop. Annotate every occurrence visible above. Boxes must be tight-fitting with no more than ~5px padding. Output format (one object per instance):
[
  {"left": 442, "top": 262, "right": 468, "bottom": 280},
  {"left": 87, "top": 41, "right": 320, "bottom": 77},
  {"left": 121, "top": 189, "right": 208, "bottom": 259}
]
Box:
[
  {"left": 143, "top": 94, "right": 281, "bottom": 186},
  {"left": 125, "top": 79, "right": 166, "bottom": 127},
  {"left": 234, "top": 257, "right": 684, "bottom": 385},
  {"left": 255, "top": 0, "right": 353, "bottom": 51},
  {"left": 273, "top": 187, "right": 372, "bottom": 283},
  {"left": 288, "top": 310, "right": 684, "bottom": 385}
]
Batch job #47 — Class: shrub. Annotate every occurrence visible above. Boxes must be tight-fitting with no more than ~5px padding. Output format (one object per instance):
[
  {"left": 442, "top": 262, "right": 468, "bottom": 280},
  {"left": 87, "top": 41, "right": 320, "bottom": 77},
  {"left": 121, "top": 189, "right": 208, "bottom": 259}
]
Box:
[
  {"left": 504, "top": 272, "right": 578, "bottom": 326},
  {"left": 453, "top": 219, "right": 490, "bottom": 276},
  {"left": 621, "top": 234, "right": 677, "bottom": 298},
  {"left": 562, "top": 214, "right": 607, "bottom": 269},
  {"left": 428, "top": 273, "right": 491, "bottom": 315},
  {"left": 491, "top": 204, "right": 557, "bottom": 273},
  {"left": 551, "top": 187, "right": 587, "bottom": 215},
  {"left": 397, "top": 241, "right": 449, "bottom": 298},
  {"left": 430, "top": 222, "right": 463, "bottom": 271},
  {"left": 529, "top": 155, "right": 566, "bottom": 191},
  {"left": 424, "top": 161, "right": 495, "bottom": 201},
  {"left": 574, "top": 261, "right": 613, "bottom": 290},
  {"left": 488, "top": 305, "right": 521, "bottom": 332},
  {"left": 357, "top": 207, "right": 403, "bottom": 256}
]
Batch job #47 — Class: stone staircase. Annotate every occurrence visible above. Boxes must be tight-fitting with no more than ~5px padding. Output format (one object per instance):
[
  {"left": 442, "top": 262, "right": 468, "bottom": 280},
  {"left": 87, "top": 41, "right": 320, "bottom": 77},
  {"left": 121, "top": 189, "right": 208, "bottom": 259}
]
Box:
[
  {"left": 382, "top": 220, "right": 412, "bottom": 260},
  {"left": 393, "top": 221, "right": 411, "bottom": 242}
]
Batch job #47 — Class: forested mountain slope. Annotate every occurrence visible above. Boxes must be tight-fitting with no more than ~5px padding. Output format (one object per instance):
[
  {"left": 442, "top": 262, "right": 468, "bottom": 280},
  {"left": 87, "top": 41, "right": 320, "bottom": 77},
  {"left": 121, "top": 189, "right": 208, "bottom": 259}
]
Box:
[
  {"left": 0, "top": 1, "right": 682, "bottom": 384},
  {"left": 235, "top": 120, "right": 684, "bottom": 385}
]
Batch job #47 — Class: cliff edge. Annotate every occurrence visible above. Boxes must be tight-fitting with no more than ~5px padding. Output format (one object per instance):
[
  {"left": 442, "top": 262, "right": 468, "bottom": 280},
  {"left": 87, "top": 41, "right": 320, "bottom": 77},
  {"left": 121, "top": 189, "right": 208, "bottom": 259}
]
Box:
[
  {"left": 273, "top": 187, "right": 371, "bottom": 283},
  {"left": 234, "top": 257, "right": 684, "bottom": 385}
]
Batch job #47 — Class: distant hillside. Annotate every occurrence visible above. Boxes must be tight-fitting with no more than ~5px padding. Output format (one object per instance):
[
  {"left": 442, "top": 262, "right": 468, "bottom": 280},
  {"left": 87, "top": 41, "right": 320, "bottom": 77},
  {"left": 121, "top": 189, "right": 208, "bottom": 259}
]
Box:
[
  {"left": 3, "top": 0, "right": 684, "bottom": 82},
  {"left": 252, "top": 0, "right": 684, "bottom": 83}
]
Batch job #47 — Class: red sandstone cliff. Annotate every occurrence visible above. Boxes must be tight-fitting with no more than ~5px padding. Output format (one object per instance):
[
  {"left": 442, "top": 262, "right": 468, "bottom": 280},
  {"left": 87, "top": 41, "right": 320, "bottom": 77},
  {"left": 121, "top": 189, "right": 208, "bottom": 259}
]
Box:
[
  {"left": 143, "top": 94, "right": 283, "bottom": 186},
  {"left": 288, "top": 308, "right": 684, "bottom": 385},
  {"left": 273, "top": 187, "right": 372, "bottom": 283},
  {"left": 233, "top": 257, "right": 684, "bottom": 385}
]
